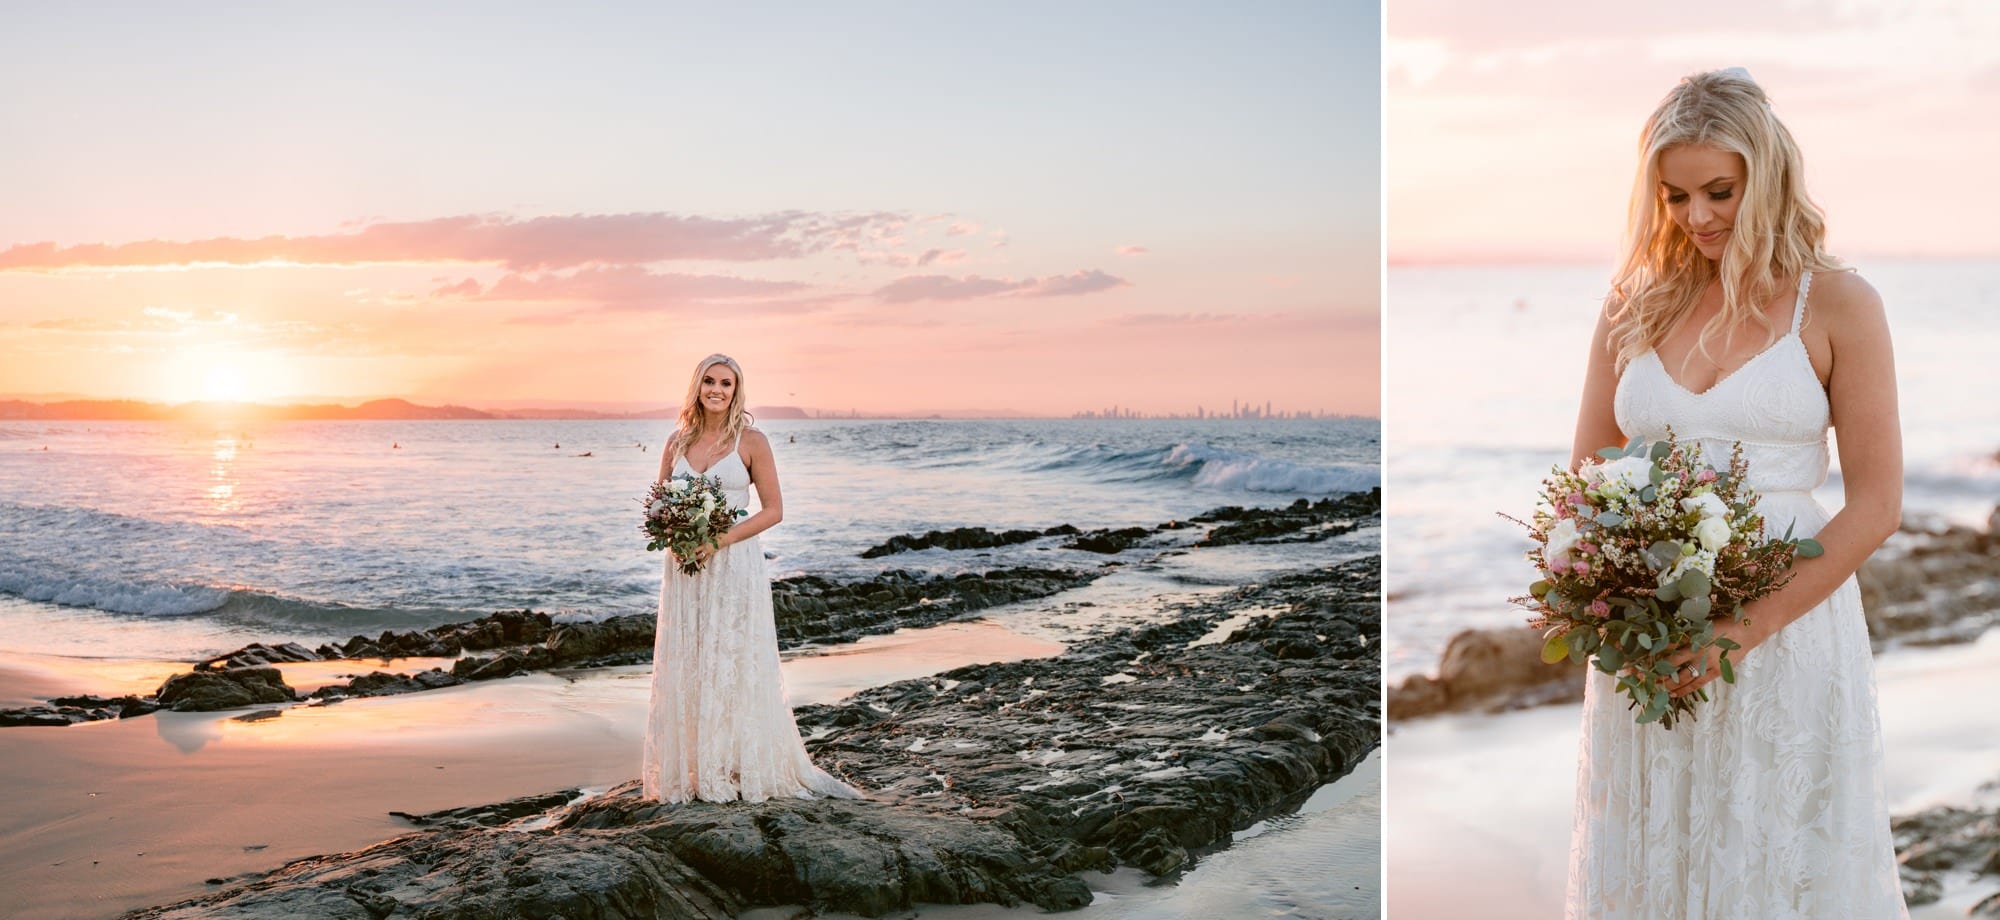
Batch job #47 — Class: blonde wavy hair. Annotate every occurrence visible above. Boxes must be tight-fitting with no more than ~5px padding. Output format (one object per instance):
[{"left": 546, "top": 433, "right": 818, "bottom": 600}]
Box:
[
  {"left": 667, "top": 354, "right": 754, "bottom": 462},
  {"left": 1607, "top": 68, "right": 1843, "bottom": 373}
]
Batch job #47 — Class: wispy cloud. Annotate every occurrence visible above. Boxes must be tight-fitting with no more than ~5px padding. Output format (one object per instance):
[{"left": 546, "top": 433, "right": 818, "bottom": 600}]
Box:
[
  {"left": 0, "top": 211, "right": 909, "bottom": 273},
  {"left": 432, "top": 265, "right": 809, "bottom": 308},
  {"left": 874, "top": 268, "right": 1129, "bottom": 303},
  {"left": 1116, "top": 244, "right": 1150, "bottom": 256}
]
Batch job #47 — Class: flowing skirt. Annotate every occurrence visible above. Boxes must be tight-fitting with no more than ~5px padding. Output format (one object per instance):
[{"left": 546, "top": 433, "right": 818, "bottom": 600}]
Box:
[
  {"left": 1565, "top": 493, "right": 1906, "bottom": 919},
  {"left": 642, "top": 535, "right": 862, "bottom": 803}
]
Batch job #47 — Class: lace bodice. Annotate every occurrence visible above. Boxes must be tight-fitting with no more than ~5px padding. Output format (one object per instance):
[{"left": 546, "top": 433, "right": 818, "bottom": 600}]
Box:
[
  {"left": 1613, "top": 272, "right": 1829, "bottom": 494},
  {"left": 673, "top": 437, "right": 751, "bottom": 512}
]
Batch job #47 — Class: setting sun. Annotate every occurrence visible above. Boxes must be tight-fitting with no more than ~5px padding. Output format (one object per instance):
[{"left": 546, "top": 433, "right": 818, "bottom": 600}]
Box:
[{"left": 203, "top": 364, "right": 249, "bottom": 402}]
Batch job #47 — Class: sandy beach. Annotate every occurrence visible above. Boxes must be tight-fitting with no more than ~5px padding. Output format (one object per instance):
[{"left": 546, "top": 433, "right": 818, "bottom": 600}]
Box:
[
  {"left": 1388, "top": 631, "right": 2000, "bottom": 918},
  {"left": 0, "top": 621, "right": 1065, "bottom": 919}
]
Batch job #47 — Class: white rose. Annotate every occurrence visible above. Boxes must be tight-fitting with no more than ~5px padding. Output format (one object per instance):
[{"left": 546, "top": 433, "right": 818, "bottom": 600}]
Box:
[
  {"left": 668, "top": 479, "right": 689, "bottom": 492},
  {"left": 1594, "top": 456, "right": 1653, "bottom": 494},
  {"left": 1694, "top": 516, "right": 1732, "bottom": 552},
  {"left": 1545, "top": 518, "right": 1581, "bottom": 565},
  {"left": 648, "top": 500, "right": 666, "bottom": 514},
  {"left": 1680, "top": 492, "right": 1730, "bottom": 520}
]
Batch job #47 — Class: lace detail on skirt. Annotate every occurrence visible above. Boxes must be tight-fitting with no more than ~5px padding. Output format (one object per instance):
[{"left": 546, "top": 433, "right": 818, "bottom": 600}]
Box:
[{"left": 641, "top": 535, "right": 862, "bottom": 804}]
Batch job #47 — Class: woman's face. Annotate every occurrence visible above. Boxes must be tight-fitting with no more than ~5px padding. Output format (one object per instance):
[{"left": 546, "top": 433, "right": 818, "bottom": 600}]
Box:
[
  {"left": 697, "top": 364, "right": 737, "bottom": 417},
  {"left": 1657, "top": 144, "right": 1745, "bottom": 262}
]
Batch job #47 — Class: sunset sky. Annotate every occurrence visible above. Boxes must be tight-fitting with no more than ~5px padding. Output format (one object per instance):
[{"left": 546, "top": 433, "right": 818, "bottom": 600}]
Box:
[
  {"left": 1389, "top": 0, "right": 2000, "bottom": 263},
  {"left": 0, "top": 3, "right": 1379, "bottom": 417}
]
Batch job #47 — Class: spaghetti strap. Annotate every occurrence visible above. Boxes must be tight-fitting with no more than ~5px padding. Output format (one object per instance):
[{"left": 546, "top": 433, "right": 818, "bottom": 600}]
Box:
[{"left": 1791, "top": 271, "right": 1813, "bottom": 333}]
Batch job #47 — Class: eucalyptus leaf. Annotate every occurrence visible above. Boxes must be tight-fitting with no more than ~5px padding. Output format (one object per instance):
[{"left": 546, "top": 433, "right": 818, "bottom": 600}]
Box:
[
  {"left": 1530, "top": 579, "right": 1552, "bottom": 598},
  {"left": 1639, "top": 485, "right": 1658, "bottom": 503},
  {"left": 1597, "top": 511, "right": 1626, "bottom": 527},
  {"left": 1679, "top": 596, "right": 1712, "bottom": 619},
  {"left": 1650, "top": 440, "right": 1673, "bottom": 462},
  {"left": 1637, "top": 632, "right": 1653, "bottom": 650},
  {"left": 1719, "top": 654, "right": 1736, "bottom": 683},
  {"left": 1678, "top": 569, "right": 1711, "bottom": 599},
  {"left": 1796, "top": 538, "right": 1824, "bottom": 559},
  {"left": 1540, "top": 634, "right": 1570, "bottom": 665},
  {"left": 1657, "top": 581, "right": 1682, "bottom": 603},
  {"left": 1597, "top": 446, "right": 1626, "bottom": 461}
]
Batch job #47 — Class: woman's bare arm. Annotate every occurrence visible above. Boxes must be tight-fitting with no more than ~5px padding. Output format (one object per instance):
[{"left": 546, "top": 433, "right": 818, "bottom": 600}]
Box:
[{"left": 1571, "top": 300, "right": 1628, "bottom": 471}]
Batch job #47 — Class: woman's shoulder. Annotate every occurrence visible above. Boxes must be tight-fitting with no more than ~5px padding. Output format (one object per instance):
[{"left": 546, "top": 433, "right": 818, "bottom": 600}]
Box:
[
  {"left": 1808, "top": 269, "right": 1885, "bottom": 328},
  {"left": 738, "top": 426, "right": 771, "bottom": 448}
]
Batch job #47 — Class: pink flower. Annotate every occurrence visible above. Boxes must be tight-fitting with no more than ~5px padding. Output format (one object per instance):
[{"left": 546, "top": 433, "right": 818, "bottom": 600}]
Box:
[
  {"left": 1697, "top": 469, "right": 1717, "bottom": 483},
  {"left": 1578, "top": 542, "right": 1598, "bottom": 555},
  {"left": 1572, "top": 562, "right": 1590, "bottom": 576},
  {"left": 1589, "top": 600, "right": 1610, "bottom": 617},
  {"left": 1567, "top": 492, "right": 1588, "bottom": 507}
]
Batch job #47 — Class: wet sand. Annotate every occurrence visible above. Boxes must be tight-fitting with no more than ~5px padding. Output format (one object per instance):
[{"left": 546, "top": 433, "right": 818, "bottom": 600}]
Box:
[
  {"left": 0, "top": 621, "right": 1064, "bottom": 920},
  {"left": 1387, "top": 630, "right": 2000, "bottom": 918}
]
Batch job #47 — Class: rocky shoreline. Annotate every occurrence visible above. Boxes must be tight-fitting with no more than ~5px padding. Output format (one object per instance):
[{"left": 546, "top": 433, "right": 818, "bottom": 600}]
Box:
[
  {"left": 0, "top": 491, "right": 1380, "bottom": 916},
  {"left": 118, "top": 554, "right": 1379, "bottom": 918},
  {"left": 2, "top": 491, "right": 1378, "bottom": 730}
]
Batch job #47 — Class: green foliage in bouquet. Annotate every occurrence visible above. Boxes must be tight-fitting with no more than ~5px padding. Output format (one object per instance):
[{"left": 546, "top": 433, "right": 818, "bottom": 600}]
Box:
[
  {"left": 1508, "top": 431, "right": 1823, "bottom": 729},
  {"left": 641, "top": 475, "right": 749, "bottom": 576}
]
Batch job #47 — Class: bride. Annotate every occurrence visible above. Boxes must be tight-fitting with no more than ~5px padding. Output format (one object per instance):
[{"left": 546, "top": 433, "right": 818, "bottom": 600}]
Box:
[
  {"left": 642, "top": 353, "right": 861, "bottom": 803},
  {"left": 1564, "top": 70, "right": 1906, "bottom": 916}
]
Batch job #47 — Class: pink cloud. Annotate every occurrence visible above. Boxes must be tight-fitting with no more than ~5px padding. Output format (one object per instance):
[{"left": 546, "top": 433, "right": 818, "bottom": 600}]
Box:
[
  {"left": 1117, "top": 245, "right": 1150, "bottom": 256},
  {"left": 469, "top": 265, "right": 808, "bottom": 307},
  {"left": 946, "top": 222, "right": 980, "bottom": 236},
  {"left": 873, "top": 268, "right": 1129, "bottom": 303},
  {"left": 430, "top": 278, "right": 483, "bottom": 297},
  {"left": 0, "top": 211, "right": 908, "bottom": 273}
]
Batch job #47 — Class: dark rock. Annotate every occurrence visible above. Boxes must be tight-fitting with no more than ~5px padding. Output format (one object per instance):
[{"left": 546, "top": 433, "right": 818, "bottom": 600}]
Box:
[
  {"left": 155, "top": 666, "right": 299, "bottom": 712},
  {"left": 195, "top": 641, "right": 324, "bottom": 672},
  {"left": 1858, "top": 514, "right": 2000, "bottom": 647},
  {"left": 391, "top": 788, "right": 588, "bottom": 828},
  {"left": 128, "top": 557, "right": 1381, "bottom": 918},
  {"left": 1894, "top": 798, "right": 2000, "bottom": 909},
  {"left": 860, "top": 526, "right": 1052, "bottom": 558},
  {"left": 1192, "top": 489, "right": 1381, "bottom": 548},
  {"left": 1388, "top": 626, "right": 1585, "bottom": 721},
  {"left": 0, "top": 706, "right": 89, "bottom": 727},
  {"left": 1065, "top": 527, "right": 1152, "bottom": 555},
  {"left": 771, "top": 567, "right": 1097, "bottom": 648}
]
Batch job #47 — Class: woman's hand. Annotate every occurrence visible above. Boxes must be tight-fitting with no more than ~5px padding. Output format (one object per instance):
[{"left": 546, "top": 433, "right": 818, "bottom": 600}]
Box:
[
  {"left": 693, "top": 533, "right": 730, "bottom": 567},
  {"left": 1664, "top": 609, "right": 1773, "bottom": 698}
]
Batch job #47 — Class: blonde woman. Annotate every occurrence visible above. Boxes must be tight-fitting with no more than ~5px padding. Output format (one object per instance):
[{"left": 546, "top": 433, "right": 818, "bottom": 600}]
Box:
[
  {"left": 642, "top": 353, "right": 861, "bottom": 804},
  {"left": 1565, "top": 70, "right": 1906, "bottom": 916}
]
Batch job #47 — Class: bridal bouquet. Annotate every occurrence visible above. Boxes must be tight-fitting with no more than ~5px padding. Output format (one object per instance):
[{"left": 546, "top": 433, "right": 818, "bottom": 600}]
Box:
[
  {"left": 641, "top": 475, "right": 747, "bottom": 576},
  {"left": 1508, "top": 432, "right": 1822, "bottom": 729}
]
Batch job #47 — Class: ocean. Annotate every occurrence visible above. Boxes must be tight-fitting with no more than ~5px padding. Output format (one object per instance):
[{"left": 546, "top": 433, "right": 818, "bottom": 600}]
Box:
[
  {"left": 0, "top": 417, "right": 1378, "bottom": 661},
  {"left": 1385, "top": 259, "right": 2000, "bottom": 681}
]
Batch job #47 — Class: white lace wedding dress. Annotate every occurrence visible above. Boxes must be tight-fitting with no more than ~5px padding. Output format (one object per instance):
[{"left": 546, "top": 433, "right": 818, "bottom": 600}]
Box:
[
  {"left": 1566, "top": 272, "right": 1907, "bottom": 918},
  {"left": 641, "top": 437, "right": 861, "bottom": 803}
]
